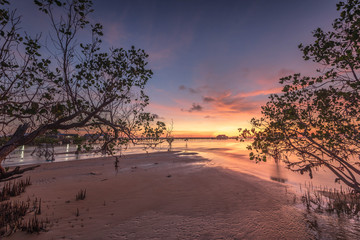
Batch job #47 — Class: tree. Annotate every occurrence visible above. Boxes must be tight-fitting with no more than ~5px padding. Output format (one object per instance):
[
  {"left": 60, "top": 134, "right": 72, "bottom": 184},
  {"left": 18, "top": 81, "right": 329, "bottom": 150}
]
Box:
[
  {"left": 239, "top": 0, "right": 360, "bottom": 193},
  {"left": 0, "top": 0, "right": 165, "bottom": 180}
]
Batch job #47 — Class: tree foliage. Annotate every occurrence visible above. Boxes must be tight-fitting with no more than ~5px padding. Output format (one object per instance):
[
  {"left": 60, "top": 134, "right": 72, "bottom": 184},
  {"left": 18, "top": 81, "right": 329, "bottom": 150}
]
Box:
[
  {"left": 0, "top": 0, "right": 166, "bottom": 177},
  {"left": 239, "top": 0, "right": 360, "bottom": 192}
]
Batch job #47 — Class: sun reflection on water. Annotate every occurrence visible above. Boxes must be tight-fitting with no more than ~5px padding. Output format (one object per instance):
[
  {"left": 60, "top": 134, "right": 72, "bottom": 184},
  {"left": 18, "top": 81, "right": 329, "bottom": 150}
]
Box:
[{"left": 20, "top": 145, "right": 25, "bottom": 162}]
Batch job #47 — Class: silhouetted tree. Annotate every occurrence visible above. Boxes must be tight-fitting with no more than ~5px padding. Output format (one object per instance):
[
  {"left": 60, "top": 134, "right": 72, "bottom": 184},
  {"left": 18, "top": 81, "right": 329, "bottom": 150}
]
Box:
[
  {"left": 239, "top": 0, "right": 360, "bottom": 192},
  {"left": 0, "top": 0, "right": 165, "bottom": 180}
]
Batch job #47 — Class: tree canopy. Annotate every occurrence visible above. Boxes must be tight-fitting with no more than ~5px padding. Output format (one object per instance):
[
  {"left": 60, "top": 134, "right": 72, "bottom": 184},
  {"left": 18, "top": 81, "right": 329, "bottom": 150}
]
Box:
[
  {"left": 0, "top": 0, "right": 165, "bottom": 179},
  {"left": 239, "top": 0, "right": 360, "bottom": 192}
]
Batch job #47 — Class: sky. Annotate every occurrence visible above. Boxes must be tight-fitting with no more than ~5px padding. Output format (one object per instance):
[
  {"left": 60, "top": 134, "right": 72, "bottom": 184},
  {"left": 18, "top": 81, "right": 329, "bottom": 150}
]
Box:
[{"left": 12, "top": 0, "right": 340, "bottom": 137}]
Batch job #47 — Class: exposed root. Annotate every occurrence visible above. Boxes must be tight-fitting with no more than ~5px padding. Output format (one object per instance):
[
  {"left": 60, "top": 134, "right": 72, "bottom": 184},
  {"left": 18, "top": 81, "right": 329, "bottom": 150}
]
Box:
[{"left": 0, "top": 165, "right": 40, "bottom": 182}]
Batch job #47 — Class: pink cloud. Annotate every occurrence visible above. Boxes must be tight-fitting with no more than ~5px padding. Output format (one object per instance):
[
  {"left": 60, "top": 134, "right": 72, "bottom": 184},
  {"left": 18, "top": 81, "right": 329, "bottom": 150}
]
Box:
[
  {"left": 192, "top": 60, "right": 296, "bottom": 97},
  {"left": 197, "top": 88, "right": 274, "bottom": 116},
  {"left": 253, "top": 68, "right": 296, "bottom": 87},
  {"left": 236, "top": 87, "right": 283, "bottom": 98}
]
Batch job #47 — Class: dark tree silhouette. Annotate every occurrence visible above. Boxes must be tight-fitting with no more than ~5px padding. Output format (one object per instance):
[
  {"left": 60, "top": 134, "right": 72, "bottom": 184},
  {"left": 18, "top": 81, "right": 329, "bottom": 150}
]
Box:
[
  {"left": 0, "top": 0, "right": 165, "bottom": 180},
  {"left": 239, "top": 0, "right": 360, "bottom": 192}
]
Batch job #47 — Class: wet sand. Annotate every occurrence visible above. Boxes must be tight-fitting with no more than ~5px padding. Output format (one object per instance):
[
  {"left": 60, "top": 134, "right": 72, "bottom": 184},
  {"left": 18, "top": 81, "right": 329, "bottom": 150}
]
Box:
[{"left": 7, "top": 151, "right": 311, "bottom": 239}]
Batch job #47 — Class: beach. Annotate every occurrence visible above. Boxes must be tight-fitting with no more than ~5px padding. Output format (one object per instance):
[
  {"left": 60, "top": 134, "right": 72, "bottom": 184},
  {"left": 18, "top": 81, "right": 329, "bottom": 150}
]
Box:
[{"left": 6, "top": 151, "right": 311, "bottom": 239}]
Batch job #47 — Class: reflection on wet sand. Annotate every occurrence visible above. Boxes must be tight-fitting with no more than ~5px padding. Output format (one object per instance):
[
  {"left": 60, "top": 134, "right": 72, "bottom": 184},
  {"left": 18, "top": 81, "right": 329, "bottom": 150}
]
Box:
[
  {"left": 2, "top": 139, "right": 347, "bottom": 192},
  {"left": 4, "top": 139, "right": 360, "bottom": 238},
  {"left": 270, "top": 161, "right": 287, "bottom": 183}
]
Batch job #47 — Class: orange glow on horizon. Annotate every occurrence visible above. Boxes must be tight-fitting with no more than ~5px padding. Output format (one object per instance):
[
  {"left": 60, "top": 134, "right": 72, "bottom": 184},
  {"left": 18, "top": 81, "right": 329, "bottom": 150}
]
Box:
[{"left": 170, "top": 123, "right": 247, "bottom": 138}]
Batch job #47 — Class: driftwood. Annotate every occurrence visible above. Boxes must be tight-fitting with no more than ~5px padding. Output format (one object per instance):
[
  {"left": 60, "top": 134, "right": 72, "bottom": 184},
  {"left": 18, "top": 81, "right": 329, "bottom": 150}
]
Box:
[{"left": 0, "top": 165, "right": 40, "bottom": 182}]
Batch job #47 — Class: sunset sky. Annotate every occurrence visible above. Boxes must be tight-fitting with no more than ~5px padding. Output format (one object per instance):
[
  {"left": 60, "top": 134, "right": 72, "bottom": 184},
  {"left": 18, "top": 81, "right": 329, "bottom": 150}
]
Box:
[{"left": 14, "top": 0, "right": 340, "bottom": 137}]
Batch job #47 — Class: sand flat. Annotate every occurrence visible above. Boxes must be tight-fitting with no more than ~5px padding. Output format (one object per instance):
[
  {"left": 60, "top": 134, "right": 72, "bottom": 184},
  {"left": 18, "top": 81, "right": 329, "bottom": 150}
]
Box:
[{"left": 6, "top": 151, "right": 311, "bottom": 239}]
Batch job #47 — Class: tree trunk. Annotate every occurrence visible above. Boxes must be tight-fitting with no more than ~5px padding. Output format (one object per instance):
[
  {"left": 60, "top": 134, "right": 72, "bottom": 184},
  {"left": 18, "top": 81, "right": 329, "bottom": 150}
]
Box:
[{"left": 0, "top": 124, "right": 29, "bottom": 174}]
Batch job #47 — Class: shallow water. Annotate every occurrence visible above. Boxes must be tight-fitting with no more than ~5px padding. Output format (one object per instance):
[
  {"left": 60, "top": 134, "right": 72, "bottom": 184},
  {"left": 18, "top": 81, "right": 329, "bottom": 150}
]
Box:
[
  {"left": 2, "top": 139, "right": 352, "bottom": 191},
  {"left": 3, "top": 139, "right": 360, "bottom": 239}
]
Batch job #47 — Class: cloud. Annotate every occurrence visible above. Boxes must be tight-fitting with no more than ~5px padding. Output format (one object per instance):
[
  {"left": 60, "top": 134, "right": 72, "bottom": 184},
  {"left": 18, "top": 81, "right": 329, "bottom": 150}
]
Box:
[
  {"left": 184, "top": 103, "right": 203, "bottom": 112},
  {"left": 252, "top": 68, "right": 296, "bottom": 88},
  {"left": 176, "top": 82, "right": 281, "bottom": 117},
  {"left": 217, "top": 96, "right": 257, "bottom": 112},
  {"left": 203, "top": 96, "right": 215, "bottom": 102},
  {"left": 178, "top": 85, "right": 200, "bottom": 94},
  {"left": 235, "top": 87, "right": 282, "bottom": 98},
  {"left": 201, "top": 91, "right": 262, "bottom": 113},
  {"left": 179, "top": 85, "right": 186, "bottom": 90},
  {"left": 191, "top": 59, "right": 296, "bottom": 97},
  {"left": 188, "top": 88, "right": 198, "bottom": 94},
  {"left": 192, "top": 61, "right": 254, "bottom": 93}
]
